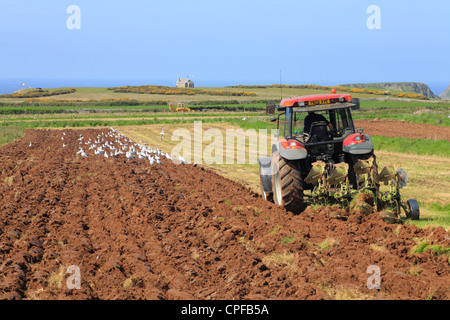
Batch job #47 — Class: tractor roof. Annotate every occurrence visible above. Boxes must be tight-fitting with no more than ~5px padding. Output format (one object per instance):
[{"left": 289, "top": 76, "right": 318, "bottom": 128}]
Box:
[
  {"left": 279, "top": 93, "right": 357, "bottom": 112},
  {"left": 280, "top": 93, "right": 353, "bottom": 107}
]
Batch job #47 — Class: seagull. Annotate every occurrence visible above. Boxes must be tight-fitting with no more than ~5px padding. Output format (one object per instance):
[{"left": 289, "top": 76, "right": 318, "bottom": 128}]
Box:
[
  {"left": 138, "top": 152, "right": 146, "bottom": 160},
  {"left": 29, "top": 142, "right": 32, "bottom": 147},
  {"left": 77, "top": 148, "right": 87, "bottom": 157},
  {"left": 17, "top": 80, "right": 32, "bottom": 89}
]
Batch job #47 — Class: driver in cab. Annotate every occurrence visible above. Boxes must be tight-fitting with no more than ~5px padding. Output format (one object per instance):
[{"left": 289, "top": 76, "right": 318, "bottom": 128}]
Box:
[{"left": 303, "top": 111, "right": 333, "bottom": 134}]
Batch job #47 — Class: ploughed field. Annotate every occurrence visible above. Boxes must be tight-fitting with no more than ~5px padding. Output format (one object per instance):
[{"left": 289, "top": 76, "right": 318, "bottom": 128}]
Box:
[
  {"left": 354, "top": 119, "right": 450, "bottom": 141},
  {"left": 0, "top": 129, "right": 448, "bottom": 300}
]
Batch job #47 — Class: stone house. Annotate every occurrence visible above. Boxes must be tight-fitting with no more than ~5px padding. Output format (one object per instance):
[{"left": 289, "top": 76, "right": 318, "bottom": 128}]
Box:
[{"left": 176, "top": 78, "right": 194, "bottom": 88}]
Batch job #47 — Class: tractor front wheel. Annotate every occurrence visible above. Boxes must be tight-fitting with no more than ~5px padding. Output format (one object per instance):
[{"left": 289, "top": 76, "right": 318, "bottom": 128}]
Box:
[{"left": 271, "top": 151, "right": 305, "bottom": 213}]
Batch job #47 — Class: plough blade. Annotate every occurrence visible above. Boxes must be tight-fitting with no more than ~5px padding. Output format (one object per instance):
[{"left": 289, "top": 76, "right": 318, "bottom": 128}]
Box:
[
  {"left": 353, "top": 157, "right": 375, "bottom": 175},
  {"left": 327, "top": 162, "right": 348, "bottom": 185},
  {"left": 377, "top": 164, "right": 396, "bottom": 184},
  {"left": 305, "top": 161, "right": 351, "bottom": 208},
  {"left": 303, "top": 158, "right": 418, "bottom": 221},
  {"left": 353, "top": 156, "right": 377, "bottom": 191},
  {"left": 304, "top": 161, "right": 326, "bottom": 185}
]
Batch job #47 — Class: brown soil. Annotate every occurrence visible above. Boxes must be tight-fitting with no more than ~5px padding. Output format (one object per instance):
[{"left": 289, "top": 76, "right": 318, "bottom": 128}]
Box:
[
  {"left": 354, "top": 119, "right": 450, "bottom": 141},
  {"left": 0, "top": 129, "right": 449, "bottom": 300}
]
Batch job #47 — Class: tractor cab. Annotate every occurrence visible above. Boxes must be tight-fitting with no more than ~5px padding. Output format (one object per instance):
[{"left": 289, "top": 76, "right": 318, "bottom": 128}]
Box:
[
  {"left": 268, "top": 92, "right": 367, "bottom": 164},
  {"left": 270, "top": 93, "right": 359, "bottom": 139}
]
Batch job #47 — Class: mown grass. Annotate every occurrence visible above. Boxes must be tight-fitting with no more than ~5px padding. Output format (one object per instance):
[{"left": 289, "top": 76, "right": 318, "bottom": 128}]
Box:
[
  {"left": 1, "top": 111, "right": 265, "bottom": 122},
  {"left": 403, "top": 203, "right": 450, "bottom": 230},
  {"left": 0, "top": 102, "right": 267, "bottom": 115},
  {"left": 0, "top": 126, "right": 24, "bottom": 146},
  {"left": 355, "top": 100, "right": 450, "bottom": 127},
  {"left": 0, "top": 116, "right": 241, "bottom": 130},
  {"left": 371, "top": 136, "right": 450, "bottom": 157}
]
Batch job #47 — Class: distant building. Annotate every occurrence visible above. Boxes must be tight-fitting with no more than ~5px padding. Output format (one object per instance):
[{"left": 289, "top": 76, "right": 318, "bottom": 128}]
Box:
[{"left": 176, "top": 78, "right": 194, "bottom": 88}]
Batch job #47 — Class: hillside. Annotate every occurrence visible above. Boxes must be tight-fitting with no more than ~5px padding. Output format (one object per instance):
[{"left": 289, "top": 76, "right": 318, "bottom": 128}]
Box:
[
  {"left": 0, "top": 85, "right": 407, "bottom": 104},
  {"left": 340, "top": 82, "right": 438, "bottom": 99},
  {"left": 439, "top": 85, "right": 450, "bottom": 100}
]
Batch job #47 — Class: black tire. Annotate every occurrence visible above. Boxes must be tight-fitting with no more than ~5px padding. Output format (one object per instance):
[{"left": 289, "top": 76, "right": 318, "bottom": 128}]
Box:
[
  {"left": 271, "top": 151, "right": 304, "bottom": 213},
  {"left": 406, "top": 199, "right": 420, "bottom": 220}
]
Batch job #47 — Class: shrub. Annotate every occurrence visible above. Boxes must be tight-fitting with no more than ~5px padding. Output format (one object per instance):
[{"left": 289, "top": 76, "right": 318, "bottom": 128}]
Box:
[
  {"left": 0, "top": 88, "right": 76, "bottom": 98},
  {"left": 107, "top": 85, "right": 256, "bottom": 97}
]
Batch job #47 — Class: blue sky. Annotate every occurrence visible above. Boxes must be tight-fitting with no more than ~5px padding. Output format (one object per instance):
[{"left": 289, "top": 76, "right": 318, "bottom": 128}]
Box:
[{"left": 0, "top": 0, "right": 449, "bottom": 91}]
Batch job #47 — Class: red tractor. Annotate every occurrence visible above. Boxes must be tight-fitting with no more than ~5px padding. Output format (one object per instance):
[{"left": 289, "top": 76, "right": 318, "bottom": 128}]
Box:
[{"left": 259, "top": 91, "right": 419, "bottom": 220}]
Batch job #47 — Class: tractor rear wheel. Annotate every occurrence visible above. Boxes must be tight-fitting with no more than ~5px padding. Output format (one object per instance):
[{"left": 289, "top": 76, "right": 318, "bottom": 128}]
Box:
[{"left": 271, "top": 151, "right": 305, "bottom": 213}]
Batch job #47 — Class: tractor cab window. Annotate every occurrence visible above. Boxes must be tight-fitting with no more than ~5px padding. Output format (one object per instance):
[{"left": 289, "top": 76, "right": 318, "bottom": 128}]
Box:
[
  {"left": 329, "top": 108, "right": 354, "bottom": 137},
  {"left": 291, "top": 111, "right": 332, "bottom": 136},
  {"left": 276, "top": 112, "right": 286, "bottom": 139},
  {"left": 283, "top": 108, "right": 355, "bottom": 141},
  {"left": 292, "top": 112, "right": 306, "bottom": 137},
  {"left": 281, "top": 107, "right": 294, "bottom": 139}
]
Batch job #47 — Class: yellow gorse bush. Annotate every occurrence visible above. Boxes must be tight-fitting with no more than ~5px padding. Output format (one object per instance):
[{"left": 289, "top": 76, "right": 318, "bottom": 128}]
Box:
[
  {"left": 107, "top": 85, "right": 256, "bottom": 97},
  {"left": 230, "top": 84, "right": 428, "bottom": 100},
  {"left": 0, "top": 88, "right": 76, "bottom": 99},
  {"left": 23, "top": 98, "right": 132, "bottom": 103}
]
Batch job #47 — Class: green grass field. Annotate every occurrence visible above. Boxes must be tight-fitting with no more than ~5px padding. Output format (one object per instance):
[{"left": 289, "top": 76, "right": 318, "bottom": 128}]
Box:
[{"left": 0, "top": 126, "right": 24, "bottom": 146}]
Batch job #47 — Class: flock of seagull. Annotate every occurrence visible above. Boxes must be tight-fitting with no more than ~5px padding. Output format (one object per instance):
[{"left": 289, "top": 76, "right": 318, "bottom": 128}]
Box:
[{"left": 61, "top": 127, "right": 186, "bottom": 165}]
